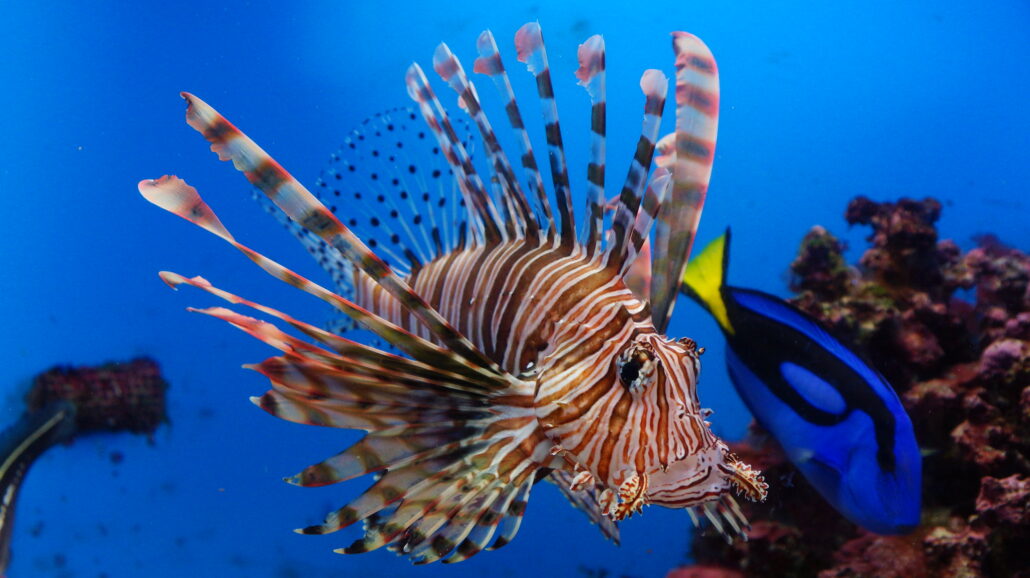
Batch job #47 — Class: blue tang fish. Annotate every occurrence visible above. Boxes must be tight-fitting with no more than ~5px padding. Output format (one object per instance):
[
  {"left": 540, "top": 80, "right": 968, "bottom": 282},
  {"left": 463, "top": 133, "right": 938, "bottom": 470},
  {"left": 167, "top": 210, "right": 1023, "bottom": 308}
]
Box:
[{"left": 680, "top": 230, "right": 921, "bottom": 534}]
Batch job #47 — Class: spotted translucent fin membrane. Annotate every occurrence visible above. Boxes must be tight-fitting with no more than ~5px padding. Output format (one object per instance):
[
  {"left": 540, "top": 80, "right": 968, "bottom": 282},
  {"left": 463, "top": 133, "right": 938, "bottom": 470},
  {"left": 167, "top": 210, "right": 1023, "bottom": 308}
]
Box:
[
  {"left": 253, "top": 107, "right": 475, "bottom": 334},
  {"left": 315, "top": 108, "right": 475, "bottom": 274},
  {"left": 171, "top": 92, "right": 499, "bottom": 371},
  {"left": 649, "top": 33, "right": 720, "bottom": 332},
  {"left": 433, "top": 44, "right": 538, "bottom": 243},
  {"left": 404, "top": 64, "right": 506, "bottom": 247},
  {"left": 251, "top": 189, "right": 357, "bottom": 335},
  {"left": 515, "top": 22, "right": 576, "bottom": 249}
]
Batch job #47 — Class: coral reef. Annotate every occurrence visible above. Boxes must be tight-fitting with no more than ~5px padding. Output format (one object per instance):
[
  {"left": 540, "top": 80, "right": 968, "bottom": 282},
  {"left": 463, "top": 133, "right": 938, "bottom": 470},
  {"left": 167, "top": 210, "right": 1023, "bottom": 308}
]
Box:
[
  {"left": 667, "top": 197, "right": 1029, "bottom": 578},
  {"left": 0, "top": 357, "right": 169, "bottom": 573},
  {"left": 26, "top": 357, "right": 168, "bottom": 436}
]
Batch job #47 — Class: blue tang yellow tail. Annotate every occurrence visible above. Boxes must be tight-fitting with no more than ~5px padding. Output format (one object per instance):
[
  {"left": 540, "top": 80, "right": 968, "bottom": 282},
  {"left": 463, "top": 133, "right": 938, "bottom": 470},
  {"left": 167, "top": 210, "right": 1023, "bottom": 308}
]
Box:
[{"left": 681, "top": 229, "right": 921, "bottom": 534}]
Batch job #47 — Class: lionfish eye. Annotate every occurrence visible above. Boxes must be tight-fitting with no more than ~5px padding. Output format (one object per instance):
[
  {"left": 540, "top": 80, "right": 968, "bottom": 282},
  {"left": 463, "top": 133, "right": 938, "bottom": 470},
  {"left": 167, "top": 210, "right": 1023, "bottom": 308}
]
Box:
[{"left": 617, "top": 344, "right": 658, "bottom": 393}]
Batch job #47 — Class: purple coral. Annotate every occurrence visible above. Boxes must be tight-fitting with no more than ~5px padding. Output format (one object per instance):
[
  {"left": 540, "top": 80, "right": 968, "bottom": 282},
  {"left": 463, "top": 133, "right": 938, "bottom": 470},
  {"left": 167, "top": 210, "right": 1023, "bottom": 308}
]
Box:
[
  {"left": 26, "top": 358, "right": 168, "bottom": 436},
  {"left": 668, "top": 197, "right": 1030, "bottom": 578}
]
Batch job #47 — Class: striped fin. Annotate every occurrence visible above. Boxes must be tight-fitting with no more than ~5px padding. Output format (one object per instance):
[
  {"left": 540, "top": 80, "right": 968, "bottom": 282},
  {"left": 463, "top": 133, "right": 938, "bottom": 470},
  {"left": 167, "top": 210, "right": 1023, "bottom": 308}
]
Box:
[
  {"left": 141, "top": 99, "right": 496, "bottom": 371},
  {"left": 251, "top": 355, "right": 491, "bottom": 413},
  {"left": 289, "top": 405, "right": 545, "bottom": 561},
  {"left": 605, "top": 69, "right": 669, "bottom": 273},
  {"left": 432, "top": 485, "right": 507, "bottom": 563},
  {"left": 547, "top": 470, "right": 621, "bottom": 544},
  {"left": 185, "top": 279, "right": 495, "bottom": 390},
  {"left": 432, "top": 44, "right": 538, "bottom": 242},
  {"left": 650, "top": 32, "right": 720, "bottom": 332},
  {"left": 290, "top": 405, "right": 544, "bottom": 558},
  {"left": 344, "top": 461, "right": 537, "bottom": 563},
  {"left": 141, "top": 212, "right": 551, "bottom": 563},
  {"left": 155, "top": 276, "right": 547, "bottom": 560},
  {"left": 437, "top": 484, "right": 511, "bottom": 563},
  {"left": 315, "top": 108, "right": 474, "bottom": 270},
  {"left": 287, "top": 431, "right": 488, "bottom": 487},
  {"left": 575, "top": 34, "right": 606, "bottom": 257},
  {"left": 183, "top": 298, "right": 499, "bottom": 398},
  {"left": 299, "top": 454, "right": 470, "bottom": 535},
  {"left": 347, "top": 472, "right": 530, "bottom": 563},
  {"left": 266, "top": 107, "right": 477, "bottom": 333},
  {"left": 158, "top": 291, "right": 548, "bottom": 559},
  {"left": 250, "top": 192, "right": 358, "bottom": 332},
  {"left": 404, "top": 64, "right": 506, "bottom": 246},
  {"left": 344, "top": 476, "right": 493, "bottom": 558},
  {"left": 486, "top": 476, "right": 532, "bottom": 550},
  {"left": 156, "top": 268, "right": 499, "bottom": 389},
  {"left": 515, "top": 22, "right": 576, "bottom": 249},
  {"left": 169, "top": 93, "right": 500, "bottom": 371},
  {"left": 388, "top": 480, "right": 504, "bottom": 563},
  {"left": 610, "top": 168, "right": 672, "bottom": 296},
  {"left": 619, "top": 168, "right": 671, "bottom": 280},
  {"left": 473, "top": 30, "right": 554, "bottom": 239},
  {"left": 141, "top": 177, "right": 502, "bottom": 382},
  {"left": 654, "top": 132, "right": 675, "bottom": 170},
  {"left": 253, "top": 388, "right": 481, "bottom": 433}
]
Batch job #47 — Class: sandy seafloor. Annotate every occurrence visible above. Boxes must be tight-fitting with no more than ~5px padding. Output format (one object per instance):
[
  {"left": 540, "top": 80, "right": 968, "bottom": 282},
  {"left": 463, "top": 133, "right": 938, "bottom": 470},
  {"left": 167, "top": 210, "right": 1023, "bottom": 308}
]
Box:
[{"left": 0, "top": 1, "right": 1026, "bottom": 576}]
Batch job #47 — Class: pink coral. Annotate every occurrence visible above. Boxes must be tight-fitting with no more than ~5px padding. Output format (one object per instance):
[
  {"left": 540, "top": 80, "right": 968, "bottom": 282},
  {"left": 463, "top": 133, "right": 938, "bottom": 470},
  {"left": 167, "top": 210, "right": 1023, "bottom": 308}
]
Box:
[
  {"left": 923, "top": 520, "right": 989, "bottom": 577},
  {"left": 819, "top": 532, "right": 926, "bottom": 578},
  {"left": 979, "top": 338, "right": 1030, "bottom": 387},
  {"left": 26, "top": 357, "right": 168, "bottom": 436},
  {"left": 975, "top": 475, "right": 1029, "bottom": 528},
  {"left": 670, "top": 197, "right": 1030, "bottom": 577},
  {"left": 666, "top": 566, "right": 744, "bottom": 578}
]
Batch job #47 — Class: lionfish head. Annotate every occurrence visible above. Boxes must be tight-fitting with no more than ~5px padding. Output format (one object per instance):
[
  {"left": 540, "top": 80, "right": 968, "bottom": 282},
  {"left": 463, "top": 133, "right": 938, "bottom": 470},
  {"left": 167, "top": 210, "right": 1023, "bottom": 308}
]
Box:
[{"left": 535, "top": 329, "right": 767, "bottom": 524}]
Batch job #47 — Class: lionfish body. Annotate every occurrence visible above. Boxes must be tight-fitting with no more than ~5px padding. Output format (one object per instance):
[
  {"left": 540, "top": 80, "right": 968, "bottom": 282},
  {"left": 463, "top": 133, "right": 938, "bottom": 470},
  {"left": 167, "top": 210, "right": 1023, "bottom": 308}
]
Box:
[{"left": 141, "top": 23, "right": 767, "bottom": 563}]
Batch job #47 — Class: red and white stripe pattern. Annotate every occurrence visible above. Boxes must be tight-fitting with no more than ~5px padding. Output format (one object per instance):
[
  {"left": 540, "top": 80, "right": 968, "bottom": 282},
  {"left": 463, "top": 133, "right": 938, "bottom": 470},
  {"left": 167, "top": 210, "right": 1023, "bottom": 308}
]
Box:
[
  {"left": 404, "top": 66, "right": 506, "bottom": 247},
  {"left": 473, "top": 30, "right": 555, "bottom": 241},
  {"left": 575, "top": 34, "right": 606, "bottom": 257},
  {"left": 649, "top": 32, "right": 721, "bottom": 333},
  {"left": 433, "top": 43, "right": 538, "bottom": 242},
  {"left": 606, "top": 69, "right": 669, "bottom": 275},
  {"left": 515, "top": 22, "right": 576, "bottom": 249},
  {"left": 140, "top": 22, "right": 764, "bottom": 563}
]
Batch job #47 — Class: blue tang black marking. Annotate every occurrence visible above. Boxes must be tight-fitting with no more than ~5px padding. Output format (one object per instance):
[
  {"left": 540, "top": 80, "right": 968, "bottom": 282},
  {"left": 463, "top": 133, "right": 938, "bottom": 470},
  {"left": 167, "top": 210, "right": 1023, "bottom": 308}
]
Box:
[{"left": 680, "top": 229, "right": 921, "bottom": 534}]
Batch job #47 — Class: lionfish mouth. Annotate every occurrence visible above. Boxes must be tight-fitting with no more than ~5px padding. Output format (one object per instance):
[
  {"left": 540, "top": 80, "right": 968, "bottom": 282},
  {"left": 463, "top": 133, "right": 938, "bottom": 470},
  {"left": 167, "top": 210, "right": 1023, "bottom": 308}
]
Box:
[
  {"left": 644, "top": 445, "right": 768, "bottom": 538},
  {"left": 722, "top": 451, "right": 769, "bottom": 502}
]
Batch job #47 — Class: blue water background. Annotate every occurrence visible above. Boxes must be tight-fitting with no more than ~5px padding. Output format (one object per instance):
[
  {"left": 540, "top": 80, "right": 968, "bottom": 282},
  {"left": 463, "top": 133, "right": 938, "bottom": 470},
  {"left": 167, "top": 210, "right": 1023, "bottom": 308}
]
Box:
[{"left": 1, "top": 1, "right": 1026, "bottom": 576}]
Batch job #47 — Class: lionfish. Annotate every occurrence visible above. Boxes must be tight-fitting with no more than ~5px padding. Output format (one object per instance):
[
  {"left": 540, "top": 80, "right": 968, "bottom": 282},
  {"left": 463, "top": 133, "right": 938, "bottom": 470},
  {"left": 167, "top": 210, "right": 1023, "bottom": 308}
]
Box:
[{"left": 139, "top": 23, "right": 767, "bottom": 563}]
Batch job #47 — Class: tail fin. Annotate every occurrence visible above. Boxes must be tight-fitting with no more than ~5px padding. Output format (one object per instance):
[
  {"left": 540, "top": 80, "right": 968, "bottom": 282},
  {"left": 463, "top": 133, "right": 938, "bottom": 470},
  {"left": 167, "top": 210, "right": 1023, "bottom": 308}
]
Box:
[{"left": 681, "top": 228, "right": 733, "bottom": 334}]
